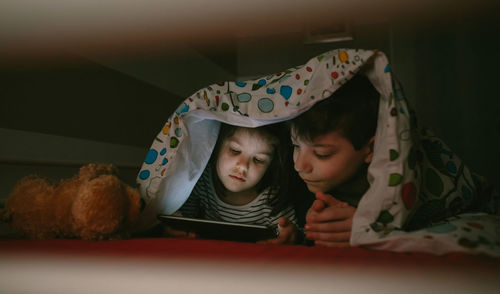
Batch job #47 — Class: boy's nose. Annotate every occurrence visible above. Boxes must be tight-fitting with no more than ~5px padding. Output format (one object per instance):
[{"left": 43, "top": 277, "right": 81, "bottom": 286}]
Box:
[{"left": 294, "top": 151, "right": 312, "bottom": 173}]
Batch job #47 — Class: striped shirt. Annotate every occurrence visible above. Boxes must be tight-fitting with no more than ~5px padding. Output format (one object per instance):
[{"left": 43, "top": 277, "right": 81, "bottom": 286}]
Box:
[{"left": 179, "top": 165, "right": 296, "bottom": 229}]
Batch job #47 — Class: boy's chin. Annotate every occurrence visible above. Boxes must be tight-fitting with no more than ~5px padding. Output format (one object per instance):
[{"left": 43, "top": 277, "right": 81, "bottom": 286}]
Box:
[{"left": 305, "top": 184, "right": 322, "bottom": 194}]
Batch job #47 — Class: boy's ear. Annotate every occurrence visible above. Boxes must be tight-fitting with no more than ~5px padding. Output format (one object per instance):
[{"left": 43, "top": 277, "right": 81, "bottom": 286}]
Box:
[{"left": 363, "top": 136, "right": 375, "bottom": 164}]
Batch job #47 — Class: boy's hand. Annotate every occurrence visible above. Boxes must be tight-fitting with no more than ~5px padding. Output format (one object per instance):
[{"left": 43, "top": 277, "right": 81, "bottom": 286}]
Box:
[
  {"left": 162, "top": 225, "right": 197, "bottom": 239},
  {"left": 305, "top": 191, "right": 355, "bottom": 247},
  {"left": 258, "top": 217, "right": 297, "bottom": 245}
]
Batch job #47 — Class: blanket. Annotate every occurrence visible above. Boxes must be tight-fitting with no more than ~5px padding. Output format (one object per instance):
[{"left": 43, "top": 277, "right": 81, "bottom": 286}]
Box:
[{"left": 136, "top": 48, "right": 499, "bottom": 256}]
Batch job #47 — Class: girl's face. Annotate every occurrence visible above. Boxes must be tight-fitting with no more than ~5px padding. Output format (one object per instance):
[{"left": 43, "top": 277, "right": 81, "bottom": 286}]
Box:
[
  {"left": 291, "top": 130, "right": 373, "bottom": 194},
  {"left": 216, "top": 128, "right": 275, "bottom": 195}
]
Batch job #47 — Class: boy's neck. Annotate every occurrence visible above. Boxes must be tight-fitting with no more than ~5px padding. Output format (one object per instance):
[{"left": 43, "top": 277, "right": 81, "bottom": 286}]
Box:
[{"left": 329, "top": 164, "right": 369, "bottom": 207}]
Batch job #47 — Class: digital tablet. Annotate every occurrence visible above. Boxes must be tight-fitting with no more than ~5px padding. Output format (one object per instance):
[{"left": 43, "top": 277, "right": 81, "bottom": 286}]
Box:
[{"left": 157, "top": 215, "right": 278, "bottom": 242}]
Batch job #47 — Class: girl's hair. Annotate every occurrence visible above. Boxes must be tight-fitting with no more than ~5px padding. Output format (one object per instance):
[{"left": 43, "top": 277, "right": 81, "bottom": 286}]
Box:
[
  {"left": 211, "top": 122, "right": 294, "bottom": 215},
  {"left": 290, "top": 74, "right": 380, "bottom": 150}
]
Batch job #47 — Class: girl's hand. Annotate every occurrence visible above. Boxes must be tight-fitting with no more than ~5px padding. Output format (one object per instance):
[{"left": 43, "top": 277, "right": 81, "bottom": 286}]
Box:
[
  {"left": 258, "top": 217, "right": 297, "bottom": 245},
  {"left": 162, "top": 225, "right": 197, "bottom": 239},
  {"left": 305, "top": 191, "right": 355, "bottom": 247}
]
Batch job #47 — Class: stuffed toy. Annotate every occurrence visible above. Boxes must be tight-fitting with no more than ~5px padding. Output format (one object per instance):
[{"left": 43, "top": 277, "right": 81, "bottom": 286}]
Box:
[{"left": 1, "top": 163, "right": 141, "bottom": 240}]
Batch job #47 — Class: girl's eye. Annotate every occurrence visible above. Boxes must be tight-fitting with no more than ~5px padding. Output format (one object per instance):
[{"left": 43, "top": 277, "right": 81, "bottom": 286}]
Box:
[
  {"left": 292, "top": 144, "right": 299, "bottom": 149},
  {"left": 230, "top": 148, "right": 240, "bottom": 154},
  {"left": 253, "top": 157, "right": 265, "bottom": 164}
]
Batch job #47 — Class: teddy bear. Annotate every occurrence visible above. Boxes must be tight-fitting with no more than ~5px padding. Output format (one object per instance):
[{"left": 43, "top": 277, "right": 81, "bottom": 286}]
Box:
[{"left": 1, "top": 163, "right": 142, "bottom": 240}]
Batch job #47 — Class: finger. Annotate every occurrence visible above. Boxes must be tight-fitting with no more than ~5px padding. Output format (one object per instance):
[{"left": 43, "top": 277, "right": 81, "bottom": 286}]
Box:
[
  {"left": 259, "top": 233, "right": 290, "bottom": 245},
  {"left": 278, "top": 216, "right": 289, "bottom": 227},
  {"left": 163, "top": 226, "right": 196, "bottom": 238},
  {"left": 305, "top": 218, "right": 352, "bottom": 233},
  {"left": 314, "top": 240, "right": 351, "bottom": 248},
  {"left": 308, "top": 206, "right": 355, "bottom": 223},
  {"left": 311, "top": 199, "right": 326, "bottom": 212},
  {"left": 306, "top": 230, "right": 351, "bottom": 243},
  {"left": 163, "top": 226, "right": 188, "bottom": 237},
  {"left": 305, "top": 207, "right": 321, "bottom": 223},
  {"left": 315, "top": 191, "right": 347, "bottom": 207}
]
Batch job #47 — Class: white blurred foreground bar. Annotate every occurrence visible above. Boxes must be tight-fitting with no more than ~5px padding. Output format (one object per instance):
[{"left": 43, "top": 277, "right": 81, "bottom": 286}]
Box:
[{"left": 0, "top": 254, "right": 498, "bottom": 294}]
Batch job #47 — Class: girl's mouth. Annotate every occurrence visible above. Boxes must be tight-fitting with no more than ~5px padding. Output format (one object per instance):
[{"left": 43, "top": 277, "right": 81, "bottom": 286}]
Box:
[{"left": 230, "top": 175, "right": 245, "bottom": 182}]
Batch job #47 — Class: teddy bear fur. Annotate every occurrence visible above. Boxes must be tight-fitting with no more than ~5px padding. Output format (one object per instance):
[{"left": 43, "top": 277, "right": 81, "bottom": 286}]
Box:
[{"left": 1, "top": 163, "right": 141, "bottom": 240}]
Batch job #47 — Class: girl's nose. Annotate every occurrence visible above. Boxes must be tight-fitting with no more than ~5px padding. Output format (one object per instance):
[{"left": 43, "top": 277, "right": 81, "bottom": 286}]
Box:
[
  {"left": 294, "top": 150, "right": 312, "bottom": 173},
  {"left": 235, "top": 157, "right": 250, "bottom": 174}
]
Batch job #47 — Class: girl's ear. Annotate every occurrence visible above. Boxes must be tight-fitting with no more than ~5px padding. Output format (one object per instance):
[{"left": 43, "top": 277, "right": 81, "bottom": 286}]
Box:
[{"left": 363, "top": 136, "right": 375, "bottom": 164}]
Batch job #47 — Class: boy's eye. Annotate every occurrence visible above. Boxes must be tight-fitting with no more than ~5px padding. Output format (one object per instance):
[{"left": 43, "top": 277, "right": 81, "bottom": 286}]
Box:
[{"left": 314, "top": 152, "right": 332, "bottom": 159}]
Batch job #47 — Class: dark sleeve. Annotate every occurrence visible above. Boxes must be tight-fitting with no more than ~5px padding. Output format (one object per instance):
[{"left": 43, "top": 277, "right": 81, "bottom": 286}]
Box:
[
  {"left": 178, "top": 193, "right": 201, "bottom": 218},
  {"left": 293, "top": 184, "right": 315, "bottom": 229}
]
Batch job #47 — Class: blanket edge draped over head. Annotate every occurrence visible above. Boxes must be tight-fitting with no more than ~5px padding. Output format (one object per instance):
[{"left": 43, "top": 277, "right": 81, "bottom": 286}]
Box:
[{"left": 136, "top": 48, "right": 499, "bottom": 256}]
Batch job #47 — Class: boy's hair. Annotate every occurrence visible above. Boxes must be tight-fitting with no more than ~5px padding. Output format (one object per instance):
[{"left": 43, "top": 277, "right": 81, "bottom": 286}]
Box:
[
  {"left": 290, "top": 74, "right": 380, "bottom": 150},
  {"left": 211, "top": 123, "right": 294, "bottom": 215}
]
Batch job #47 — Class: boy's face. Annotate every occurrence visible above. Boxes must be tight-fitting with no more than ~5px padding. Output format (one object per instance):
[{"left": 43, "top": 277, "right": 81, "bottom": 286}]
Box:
[
  {"left": 216, "top": 128, "right": 274, "bottom": 194},
  {"left": 291, "top": 130, "right": 373, "bottom": 193}
]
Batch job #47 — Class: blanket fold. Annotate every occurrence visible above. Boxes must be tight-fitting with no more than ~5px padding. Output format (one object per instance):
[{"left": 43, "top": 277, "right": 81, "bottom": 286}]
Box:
[{"left": 137, "top": 48, "right": 499, "bottom": 256}]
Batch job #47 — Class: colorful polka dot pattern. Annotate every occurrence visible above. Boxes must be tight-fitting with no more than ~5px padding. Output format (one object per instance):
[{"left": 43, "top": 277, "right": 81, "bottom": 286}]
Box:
[
  {"left": 136, "top": 48, "right": 499, "bottom": 256},
  {"left": 136, "top": 49, "right": 375, "bottom": 203}
]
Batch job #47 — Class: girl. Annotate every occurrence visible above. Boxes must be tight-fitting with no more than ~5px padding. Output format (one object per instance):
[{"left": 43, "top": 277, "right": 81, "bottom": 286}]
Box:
[{"left": 166, "top": 122, "right": 299, "bottom": 244}]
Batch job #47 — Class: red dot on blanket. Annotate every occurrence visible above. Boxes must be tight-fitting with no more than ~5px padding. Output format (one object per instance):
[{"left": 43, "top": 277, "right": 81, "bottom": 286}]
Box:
[
  {"left": 331, "top": 72, "right": 339, "bottom": 79},
  {"left": 306, "top": 66, "right": 312, "bottom": 72},
  {"left": 402, "top": 182, "right": 417, "bottom": 209}
]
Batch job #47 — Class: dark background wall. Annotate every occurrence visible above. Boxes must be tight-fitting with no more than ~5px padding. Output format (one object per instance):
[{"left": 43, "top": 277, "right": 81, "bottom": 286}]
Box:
[{"left": 1, "top": 9, "right": 499, "bottom": 202}]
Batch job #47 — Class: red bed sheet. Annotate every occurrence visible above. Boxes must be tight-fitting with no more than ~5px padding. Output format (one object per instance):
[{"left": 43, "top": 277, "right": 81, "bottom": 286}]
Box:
[{"left": 0, "top": 237, "right": 498, "bottom": 270}]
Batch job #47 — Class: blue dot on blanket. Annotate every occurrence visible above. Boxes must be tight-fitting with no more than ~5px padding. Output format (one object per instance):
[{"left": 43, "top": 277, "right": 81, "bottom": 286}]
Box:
[
  {"left": 447, "top": 161, "right": 457, "bottom": 173},
  {"left": 236, "top": 81, "right": 247, "bottom": 87},
  {"left": 176, "top": 103, "right": 189, "bottom": 114},
  {"left": 258, "top": 98, "right": 274, "bottom": 113},
  {"left": 237, "top": 93, "right": 252, "bottom": 102},
  {"left": 144, "top": 149, "right": 158, "bottom": 164},
  {"left": 258, "top": 79, "right": 266, "bottom": 86},
  {"left": 160, "top": 148, "right": 167, "bottom": 155},
  {"left": 162, "top": 158, "right": 168, "bottom": 165},
  {"left": 139, "top": 170, "right": 150, "bottom": 180},
  {"left": 266, "top": 88, "right": 276, "bottom": 94},
  {"left": 280, "top": 85, "right": 292, "bottom": 100}
]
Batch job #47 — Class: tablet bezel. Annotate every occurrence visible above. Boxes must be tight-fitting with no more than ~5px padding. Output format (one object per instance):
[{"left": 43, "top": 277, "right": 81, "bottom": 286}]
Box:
[{"left": 157, "top": 215, "right": 278, "bottom": 242}]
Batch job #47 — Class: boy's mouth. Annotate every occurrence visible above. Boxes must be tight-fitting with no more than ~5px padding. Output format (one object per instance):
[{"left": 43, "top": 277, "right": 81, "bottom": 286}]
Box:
[
  {"left": 302, "top": 178, "right": 320, "bottom": 183},
  {"left": 230, "top": 175, "right": 245, "bottom": 182}
]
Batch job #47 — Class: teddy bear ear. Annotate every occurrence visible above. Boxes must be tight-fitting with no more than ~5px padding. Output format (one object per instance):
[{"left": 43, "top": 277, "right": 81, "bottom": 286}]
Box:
[{"left": 78, "top": 163, "right": 118, "bottom": 179}]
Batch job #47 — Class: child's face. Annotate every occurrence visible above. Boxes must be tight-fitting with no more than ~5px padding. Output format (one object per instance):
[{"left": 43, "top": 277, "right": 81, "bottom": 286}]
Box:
[
  {"left": 291, "top": 130, "right": 373, "bottom": 193},
  {"left": 216, "top": 128, "right": 274, "bottom": 194}
]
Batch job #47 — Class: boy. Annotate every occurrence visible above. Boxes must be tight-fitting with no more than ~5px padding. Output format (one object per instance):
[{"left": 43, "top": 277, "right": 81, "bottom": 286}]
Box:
[{"left": 289, "top": 74, "right": 380, "bottom": 247}]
